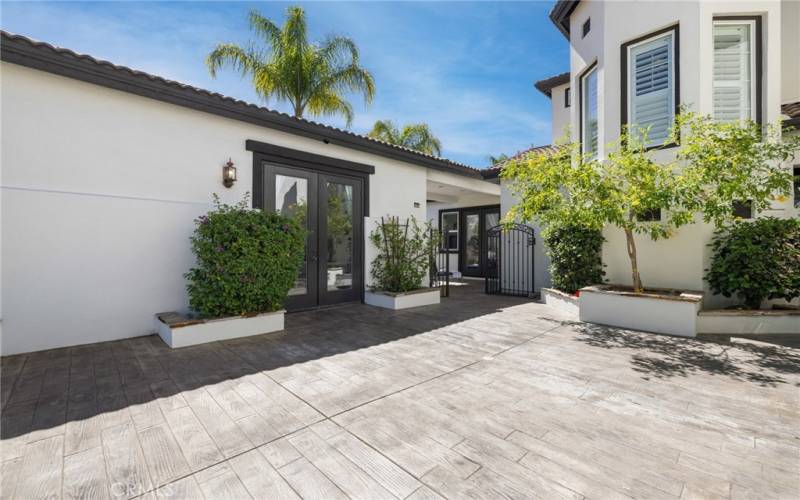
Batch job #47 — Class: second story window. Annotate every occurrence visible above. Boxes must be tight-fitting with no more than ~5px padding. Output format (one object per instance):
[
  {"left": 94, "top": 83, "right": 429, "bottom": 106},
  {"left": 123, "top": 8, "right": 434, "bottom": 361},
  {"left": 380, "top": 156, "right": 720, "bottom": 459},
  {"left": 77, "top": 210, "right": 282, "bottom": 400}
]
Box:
[
  {"left": 565, "top": 87, "right": 571, "bottom": 108},
  {"left": 713, "top": 18, "right": 760, "bottom": 123},
  {"left": 622, "top": 26, "right": 678, "bottom": 148},
  {"left": 580, "top": 64, "right": 599, "bottom": 157}
]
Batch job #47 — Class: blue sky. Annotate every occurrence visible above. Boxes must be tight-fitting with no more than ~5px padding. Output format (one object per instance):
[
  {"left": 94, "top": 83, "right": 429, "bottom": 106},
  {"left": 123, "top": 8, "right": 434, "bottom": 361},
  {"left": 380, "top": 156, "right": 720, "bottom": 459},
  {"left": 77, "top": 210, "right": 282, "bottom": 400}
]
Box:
[{"left": 1, "top": 1, "right": 568, "bottom": 167}]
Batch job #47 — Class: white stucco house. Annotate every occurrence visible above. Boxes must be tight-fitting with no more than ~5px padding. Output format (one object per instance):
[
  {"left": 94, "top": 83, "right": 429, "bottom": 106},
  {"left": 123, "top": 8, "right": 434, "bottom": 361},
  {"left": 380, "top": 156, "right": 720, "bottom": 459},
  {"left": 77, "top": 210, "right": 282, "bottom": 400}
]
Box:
[
  {"left": 495, "top": 0, "right": 800, "bottom": 310},
  {"left": 0, "top": 31, "right": 500, "bottom": 355}
]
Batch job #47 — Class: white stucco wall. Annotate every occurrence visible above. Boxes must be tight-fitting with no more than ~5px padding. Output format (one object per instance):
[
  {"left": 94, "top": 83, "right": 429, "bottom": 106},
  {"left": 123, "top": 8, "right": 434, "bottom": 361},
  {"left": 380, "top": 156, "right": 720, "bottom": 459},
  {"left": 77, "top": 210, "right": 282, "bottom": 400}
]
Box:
[
  {"left": 0, "top": 62, "right": 463, "bottom": 354},
  {"left": 563, "top": 0, "right": 793, "bottom": 307},
  {"left": 550, "top": 82, "right": 571, "bottom": 143},
  {"left": 781, "top": 0, "right": 800, "bottom": 105}
]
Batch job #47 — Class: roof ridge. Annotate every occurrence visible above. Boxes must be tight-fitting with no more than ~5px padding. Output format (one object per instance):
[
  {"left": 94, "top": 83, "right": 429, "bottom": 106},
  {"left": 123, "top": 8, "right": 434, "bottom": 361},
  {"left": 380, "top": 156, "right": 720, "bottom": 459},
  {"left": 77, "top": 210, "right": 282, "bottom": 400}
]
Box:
[{"left": 0, "top": 30, "right": 480, "bottom": 174}]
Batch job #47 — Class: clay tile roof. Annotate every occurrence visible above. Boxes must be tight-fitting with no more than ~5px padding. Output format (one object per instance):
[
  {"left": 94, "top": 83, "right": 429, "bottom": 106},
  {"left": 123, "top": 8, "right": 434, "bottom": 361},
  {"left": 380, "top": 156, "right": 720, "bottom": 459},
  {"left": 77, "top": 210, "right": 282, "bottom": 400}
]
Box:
[
  {"left": 0, "top": 30, "right": 484, "bottom": 178},
  {"left": 782, "top": 102, "right": 800, "bottom": 119},
  {"left": 481, "top": 144, "right": 560, "bottom": 179}
]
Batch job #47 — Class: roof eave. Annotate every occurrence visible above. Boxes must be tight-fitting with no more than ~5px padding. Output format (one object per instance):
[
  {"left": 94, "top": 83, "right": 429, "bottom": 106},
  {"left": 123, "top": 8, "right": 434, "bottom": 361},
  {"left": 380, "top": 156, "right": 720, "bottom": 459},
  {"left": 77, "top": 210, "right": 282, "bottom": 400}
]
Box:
[
  {"left": 0, "top": 31, "right": 483, "bottom": 179},
  {"left": 549, "top": 0, "right": 580, "bottom": 39}
]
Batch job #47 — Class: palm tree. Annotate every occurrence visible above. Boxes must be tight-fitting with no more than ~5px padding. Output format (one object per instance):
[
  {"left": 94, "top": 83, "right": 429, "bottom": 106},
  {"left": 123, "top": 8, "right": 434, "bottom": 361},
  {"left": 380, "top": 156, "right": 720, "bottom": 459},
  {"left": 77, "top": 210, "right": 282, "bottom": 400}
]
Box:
[
  {"left": 367, "top": 120, "right": 443, "bottom": 156},
  {"left": 206, "top": 7, "right": 375, "bottom": 126},
  {"left": 488, "top": 153, "right": 510, "bottom": 165}
]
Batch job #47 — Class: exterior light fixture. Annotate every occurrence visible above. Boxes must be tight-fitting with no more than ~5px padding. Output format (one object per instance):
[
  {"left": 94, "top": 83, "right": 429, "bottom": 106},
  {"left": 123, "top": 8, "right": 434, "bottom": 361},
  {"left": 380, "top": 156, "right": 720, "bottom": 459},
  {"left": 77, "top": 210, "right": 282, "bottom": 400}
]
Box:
[{"left": 222, "top": 159, "right": 237, "bottom": 188}]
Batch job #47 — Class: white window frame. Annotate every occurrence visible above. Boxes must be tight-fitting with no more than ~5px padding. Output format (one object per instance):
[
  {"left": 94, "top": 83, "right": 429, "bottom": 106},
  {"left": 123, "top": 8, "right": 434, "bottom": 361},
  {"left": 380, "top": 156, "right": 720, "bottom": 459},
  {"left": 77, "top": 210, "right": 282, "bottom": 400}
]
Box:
[
  {"left": 625, "top": 28, "right": 676, "bottom": 147},
  {"left": 712, "top": 19, "right": 757, "bottom": 123},
  {"left": 580, "top": 64, "right": 599, "bottom": 158}
]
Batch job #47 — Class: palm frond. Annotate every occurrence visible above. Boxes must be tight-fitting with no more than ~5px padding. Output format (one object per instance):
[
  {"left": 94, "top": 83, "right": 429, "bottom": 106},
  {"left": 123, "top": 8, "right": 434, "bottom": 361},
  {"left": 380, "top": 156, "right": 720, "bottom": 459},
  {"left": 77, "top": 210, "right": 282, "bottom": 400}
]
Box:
[
  {"left": 401, "top": 123, "right": 442, "bottom": 156},
  {"left": 306, "top": 91, "right": 354, "bottom": 126},
  {"left": 206, "top": 44, "right": 262, "bottom": 79},
  {"left": 247, "top": 10, "right": 282, "bottom": 50},
  {"left": 367, "top": 120, "right": 400, "bottom": 144}
]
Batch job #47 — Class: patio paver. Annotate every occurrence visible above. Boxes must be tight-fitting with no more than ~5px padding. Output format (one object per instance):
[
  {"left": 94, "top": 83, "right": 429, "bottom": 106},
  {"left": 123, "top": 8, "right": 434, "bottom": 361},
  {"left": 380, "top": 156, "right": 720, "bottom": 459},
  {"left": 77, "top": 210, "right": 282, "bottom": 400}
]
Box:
[{"left": 1, "top": 283, "right": 798, "bottom": 499}]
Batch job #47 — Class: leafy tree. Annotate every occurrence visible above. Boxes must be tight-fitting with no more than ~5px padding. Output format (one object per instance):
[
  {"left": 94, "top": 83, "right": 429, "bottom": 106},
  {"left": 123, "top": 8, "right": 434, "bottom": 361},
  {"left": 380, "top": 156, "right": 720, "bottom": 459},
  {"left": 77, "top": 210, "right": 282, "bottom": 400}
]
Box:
[
  {"left": 503, "top": 113, "right": 799, "bottom": 293},
  {"left": 207, "top": 7, "right": 375, "bottom": 126},
  {"left": 367, "top": 120, "right": 443, "bottom": 156}
]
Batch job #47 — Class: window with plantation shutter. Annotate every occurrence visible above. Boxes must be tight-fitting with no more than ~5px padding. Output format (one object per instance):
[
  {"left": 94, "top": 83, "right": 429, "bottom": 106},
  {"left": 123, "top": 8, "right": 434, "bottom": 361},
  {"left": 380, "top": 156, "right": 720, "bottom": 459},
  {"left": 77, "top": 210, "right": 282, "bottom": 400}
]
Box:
[
  {"left": 624, "top": 29, "right": 676, "bottom": 147},
  {"left": 581, "top": 65, "right": 599, "bottom": 157},
  {"left": 713, "top": 20, "right": 756, "bottom": 122}
]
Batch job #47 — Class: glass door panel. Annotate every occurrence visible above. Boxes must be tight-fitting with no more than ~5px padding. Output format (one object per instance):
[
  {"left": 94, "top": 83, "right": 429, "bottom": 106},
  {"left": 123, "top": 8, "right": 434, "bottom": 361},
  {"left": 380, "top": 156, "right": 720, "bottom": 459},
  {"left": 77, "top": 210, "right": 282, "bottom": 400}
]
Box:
[
  {"left": 324, "top": 181, "right": 353, "bottom": 292},
  {"left": 319, "top": 174, "right": 362, "bottom": 306},
  {"left": 463, "top": 212, "right": 481, "bottom": 276},
  {"left": 275, "top": 174, "right": 310, "bottom": 296}
]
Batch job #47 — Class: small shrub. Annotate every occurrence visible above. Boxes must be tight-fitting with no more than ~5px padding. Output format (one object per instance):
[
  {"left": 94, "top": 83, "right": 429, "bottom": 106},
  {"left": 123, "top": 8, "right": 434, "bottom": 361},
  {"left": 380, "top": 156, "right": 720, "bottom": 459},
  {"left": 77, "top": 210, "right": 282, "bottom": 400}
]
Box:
[
  {"left": 706, "top": 217, "right": 800, "bottom": 309},
  {"left": 369, "top": 216, "right": 434, "bottom": 293},
  {"left": 185, "top": 194, "right": 305, "bottom": 318},
  {"left": 543, "top": 223, "right": 605, "bottom": 294}
]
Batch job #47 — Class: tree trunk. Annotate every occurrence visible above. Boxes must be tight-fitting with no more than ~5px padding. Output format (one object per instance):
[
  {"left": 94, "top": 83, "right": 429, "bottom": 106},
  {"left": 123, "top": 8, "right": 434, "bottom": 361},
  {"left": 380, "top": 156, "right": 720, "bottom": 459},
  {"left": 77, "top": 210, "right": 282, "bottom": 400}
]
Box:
[{"left": 624, "top": 227, "right": 644, "bottom": 293}]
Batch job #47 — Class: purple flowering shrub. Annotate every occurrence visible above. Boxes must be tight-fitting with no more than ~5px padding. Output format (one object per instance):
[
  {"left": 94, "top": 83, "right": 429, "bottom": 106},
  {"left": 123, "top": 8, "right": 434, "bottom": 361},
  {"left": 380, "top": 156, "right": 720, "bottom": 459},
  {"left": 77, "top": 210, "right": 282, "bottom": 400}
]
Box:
[{"left": 185, "top": 193, "right": 305, "bottom": 318}]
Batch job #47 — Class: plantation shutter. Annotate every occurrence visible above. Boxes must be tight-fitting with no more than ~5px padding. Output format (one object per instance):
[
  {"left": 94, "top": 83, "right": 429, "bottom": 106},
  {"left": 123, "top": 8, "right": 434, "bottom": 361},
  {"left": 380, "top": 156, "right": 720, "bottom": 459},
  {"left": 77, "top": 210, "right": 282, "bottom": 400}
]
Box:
[
  {"left": 713, "top": 22, "right": 752, "bottom": 122},
  {"left": 582, "top": 68, "right": 599, "bottom": 156},
  {"left": 629, "top": 33, "right": 673, "bottom": 146}
]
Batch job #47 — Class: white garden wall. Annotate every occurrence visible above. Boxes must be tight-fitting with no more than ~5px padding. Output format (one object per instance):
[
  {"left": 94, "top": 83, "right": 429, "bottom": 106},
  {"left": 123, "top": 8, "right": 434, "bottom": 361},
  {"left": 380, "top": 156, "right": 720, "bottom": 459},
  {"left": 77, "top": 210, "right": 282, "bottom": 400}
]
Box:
[{"left": 0, "top": 62, "right": 448, "bottom": 355}]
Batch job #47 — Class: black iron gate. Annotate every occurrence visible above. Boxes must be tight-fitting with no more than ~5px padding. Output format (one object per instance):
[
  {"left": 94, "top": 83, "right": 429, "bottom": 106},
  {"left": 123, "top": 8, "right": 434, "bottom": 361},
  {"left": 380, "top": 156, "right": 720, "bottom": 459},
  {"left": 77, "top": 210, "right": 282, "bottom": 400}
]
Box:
[
  {"left": 429, "top": 228, "right": 450, "bottom": 297},
  {"left": 485, "top": 223, "right": 536, "bottom": 297}
]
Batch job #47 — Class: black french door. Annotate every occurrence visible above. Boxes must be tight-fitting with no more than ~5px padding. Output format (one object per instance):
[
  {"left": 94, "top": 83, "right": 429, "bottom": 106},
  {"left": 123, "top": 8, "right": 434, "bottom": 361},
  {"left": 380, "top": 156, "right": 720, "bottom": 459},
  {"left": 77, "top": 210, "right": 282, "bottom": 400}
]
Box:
[
  {"left": 262, "top": 163, "right": 363, "bottom": 310},
  {"left": 461, "top": 206, "right": 501, "bottom": 278}
]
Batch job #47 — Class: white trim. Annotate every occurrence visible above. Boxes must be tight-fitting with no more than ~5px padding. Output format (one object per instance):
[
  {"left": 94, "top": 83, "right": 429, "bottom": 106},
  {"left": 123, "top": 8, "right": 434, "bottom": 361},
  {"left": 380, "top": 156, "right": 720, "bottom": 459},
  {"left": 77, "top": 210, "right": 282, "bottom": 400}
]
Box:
[
  {"left": 712, "top": 19, "right": 757, "bottom": 122},
  {"left": 626, "top": 29, "right": 676, "bottom": 147}
]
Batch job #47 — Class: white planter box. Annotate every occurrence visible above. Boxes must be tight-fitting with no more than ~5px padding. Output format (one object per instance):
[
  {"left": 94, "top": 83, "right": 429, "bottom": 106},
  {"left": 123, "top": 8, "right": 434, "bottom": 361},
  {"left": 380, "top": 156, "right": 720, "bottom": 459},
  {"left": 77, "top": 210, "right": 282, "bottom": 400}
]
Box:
[
  {"left": 365, "top": 288, "right": 441, "bottom": 310},
  {"left": 541, "top": 288, "right": 580, "bottom": 316},
  {"left": 697, "top": 309, "right": 800, "bottom": 335},
  {"left": 579, "top": 285, "right": 703, "bottom": 337},
  {"left": 154, "top": 310, "right": 285, "bottom": 348}
]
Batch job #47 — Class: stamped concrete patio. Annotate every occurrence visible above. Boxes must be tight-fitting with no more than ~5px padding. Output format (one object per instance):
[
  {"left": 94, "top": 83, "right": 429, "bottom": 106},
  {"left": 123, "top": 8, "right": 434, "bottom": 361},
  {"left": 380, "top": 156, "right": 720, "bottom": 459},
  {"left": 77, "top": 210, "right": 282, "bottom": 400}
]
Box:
[{"left": 1, "top": 284, "right": 798, "bottom": 500}]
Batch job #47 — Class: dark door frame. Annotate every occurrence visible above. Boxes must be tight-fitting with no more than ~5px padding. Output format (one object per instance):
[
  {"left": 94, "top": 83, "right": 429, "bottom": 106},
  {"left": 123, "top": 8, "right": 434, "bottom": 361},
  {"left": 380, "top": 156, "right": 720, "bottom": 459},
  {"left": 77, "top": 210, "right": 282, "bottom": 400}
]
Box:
[
  {"left": 437, "top": 204, "right": 500, "bottom": 278},
  {"left": 249, "top": 141, "right": 372, "bottom": 310}
]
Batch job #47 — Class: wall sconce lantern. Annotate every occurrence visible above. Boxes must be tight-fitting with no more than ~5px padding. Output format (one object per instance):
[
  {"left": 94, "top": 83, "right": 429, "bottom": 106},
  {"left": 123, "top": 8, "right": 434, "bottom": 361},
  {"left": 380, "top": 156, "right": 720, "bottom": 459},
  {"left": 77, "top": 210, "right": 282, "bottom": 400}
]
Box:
[{"left": 222, "top": 158, "right": 237, "bottom": 188}]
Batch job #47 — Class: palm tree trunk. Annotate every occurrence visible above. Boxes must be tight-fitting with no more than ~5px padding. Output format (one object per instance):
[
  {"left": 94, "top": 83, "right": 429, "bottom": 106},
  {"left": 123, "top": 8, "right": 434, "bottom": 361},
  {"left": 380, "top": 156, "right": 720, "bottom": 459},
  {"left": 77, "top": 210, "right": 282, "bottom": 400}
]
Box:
[{"left": 624, "top": 226, "right": 644, "bottom": 293}]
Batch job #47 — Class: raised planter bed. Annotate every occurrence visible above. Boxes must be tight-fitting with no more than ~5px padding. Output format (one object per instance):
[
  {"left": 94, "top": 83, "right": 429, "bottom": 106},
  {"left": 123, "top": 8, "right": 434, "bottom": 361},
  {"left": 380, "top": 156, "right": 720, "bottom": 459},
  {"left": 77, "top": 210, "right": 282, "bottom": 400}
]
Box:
[
  {"left": 540, "top": 287, "right": 580, "bottom": 316},
  {"left": 697, "top": 309, "right": 800, "bottom": 335},
  {"left": 579, "top": 285, "right": 703, "bottom": 337},
  {"left": 154, "top": 310, "right": 285, "bottom": 348},
  {"left": 364, "top": 288, "right": 441, "bottom": 310}
]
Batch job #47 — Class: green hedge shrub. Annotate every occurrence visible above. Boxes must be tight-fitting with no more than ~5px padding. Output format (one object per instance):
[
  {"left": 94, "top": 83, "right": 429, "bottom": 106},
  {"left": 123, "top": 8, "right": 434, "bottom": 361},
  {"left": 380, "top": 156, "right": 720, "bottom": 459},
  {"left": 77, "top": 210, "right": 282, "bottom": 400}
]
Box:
[
  {"left": 185, "top": 194, "right": 305, "bottom": 318},
  {"left": 369, "top": 216, "right": 434, "bottom": 293},
  {"left": 706, "top": 217, "right": 800, "bottom": 309},
  {"left": 543, "top": 224, "right": 605, "bottom": 294}
]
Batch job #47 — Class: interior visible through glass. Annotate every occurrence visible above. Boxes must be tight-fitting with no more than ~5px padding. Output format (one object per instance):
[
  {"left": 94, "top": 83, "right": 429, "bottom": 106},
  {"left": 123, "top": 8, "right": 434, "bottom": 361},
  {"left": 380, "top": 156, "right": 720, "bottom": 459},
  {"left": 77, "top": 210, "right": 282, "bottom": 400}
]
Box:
[
  {"left": 465, "top": 213, "right": 480, "bottom": 271},
  {"left": 276, "top": 175, "right": 308, "bottom": 295},
  {"left": 441, "top": 212, "right": 459, "bottom": 250},
  {"left": 326, "top": 182, "right": 353, "bottom": 291}
]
